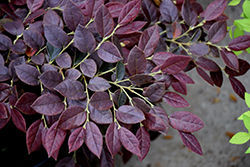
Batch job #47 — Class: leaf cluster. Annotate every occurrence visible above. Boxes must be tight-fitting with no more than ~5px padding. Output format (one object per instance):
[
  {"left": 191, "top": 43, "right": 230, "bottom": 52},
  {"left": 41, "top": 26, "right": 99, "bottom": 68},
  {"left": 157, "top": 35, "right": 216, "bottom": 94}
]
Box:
[{"left": 0, "top": 0, "right": 249, "bottom": 166}]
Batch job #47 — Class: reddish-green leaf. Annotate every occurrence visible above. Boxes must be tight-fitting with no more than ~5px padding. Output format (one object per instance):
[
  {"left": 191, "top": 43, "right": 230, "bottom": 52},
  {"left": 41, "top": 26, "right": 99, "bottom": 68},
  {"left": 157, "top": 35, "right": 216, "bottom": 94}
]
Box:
[
  {"left": 161, "top": 56, "right": 192, "bottom": 74},
  {"left": 54, "top": 79, "right": 86, "bottom": 100},
  {"left": 178, "top": 131, "right": 203, "bottom": 155},
  {"left": 143, "top": 82, "right": 165, "bottom": 102},
  {"left": 3, "top": 19, "right": 24, "bottom": 35},
  {"left": 220, "top": 48, "right": 239, "bottom": 72},
  {"left": 26, "top": 119, "right": 44, "bottom": 154},
  {"left": 97, "top": 42, "right": 123, "bottom": 63},
  {"left": 229, "top": 76, "right": 246, "bottom": 99},
  {"left": 68, "top": 127, "right": 85, "bottom": 153},
  {"left": 127, "top": 46, "right": 146, "bottom": 75},
  {"left": 105, "top": 122, "right": 121, "bottom": 157},
  {"left": 208, "top": 21, "right": 227, "bottom": 43},
  {"left": 89, "top": 91, "right": 112, "bottom": 110},
  {"left": 15, "top": 64, "right": 40, "bottom": 86},
  {"left": 172, "top": 21, "right": 182, "bottom": 38},
  {"left": 115, "top": 21, "right": 146, "bottom": 35},
  {"left": 0, "top": 34, "right": 12, "bottom": 51},
  {"left": 160, "top": 0, "right": 178, "bottom": 23},
  {"left": 118, "top": 127, "right": 141, "bottom": 156},
  {"left": 43, "top": 9, "right": 64, "bottom": 29},
  {"left": 189, "top": 43, "right": 209, "bottom": 56},
  {"left": 196, "top": 57, "right": 220, "bottom": 72},
  {"left": 143, "top": 112, "right": 167, "bottom": 131},
  {"left": 88, "top": 77, "right": 111, "bottom": 92},
  {"left": 31, "top": 94, "right": 65, "bottom": 116},
  {"left": 196, "top": 67, "right": 214, "bottom": 86},
  {"left": 138, "top": 25, "right": 159, "bottom": 57},
  {"left": 85, "top": 121, "right": 103, "bottom": 158},
  {"left": 44, "top": 25, "right": 68, "bottom": 48},
  {"left": 203, "top": 0, "right": 227, "bottom": 21},
  {"left": 228, "top": 35, "right": 250, "bottom": 51},
  {"left": 39, "top": 71, "right": 63, "bottom": 90},
  {"left": 11, "top": 108, "right": 26, "bottom": 132},
  {"left": 15, "top": 92, "right": 37, "bottom": 115},
  {"left": 152, "top": 52, "right": 175, "bottom": 66},
  {"left": 136, "top": 126, "right": 150, "bottom": 161},
  {"left": 23, "top": 29, "right": 45, "bottom": 49},
  {"left": 80, "top": 59, "right": 97, "bottom": 78},
  {"left": 27, "top": 0, "right": 44, "bottom": 12},
  {"left": 116, "top": 105, "right": 145, "bottom": 124},
  {"left": 56, "top": 52, "right": 72, "bottom": 69},
  {"left": 163, "top": 92, "right": 190, "bottom": 108},
  {"left": 89, "top": 105, "right": 112, "bottom": 124},
  {"left": 181, "top": 0, "right": 197, "bottom": 26}
]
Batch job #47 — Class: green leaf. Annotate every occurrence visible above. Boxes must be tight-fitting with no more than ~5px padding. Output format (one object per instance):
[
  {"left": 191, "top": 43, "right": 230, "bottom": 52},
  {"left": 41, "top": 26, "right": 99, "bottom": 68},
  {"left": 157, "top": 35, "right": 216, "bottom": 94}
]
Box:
[
  {"left": 245, "top": 146, "right": 250, "bottom": 154},
  {"left": 73, "top": 50, "right": 87, "bottom": 66},
  {"left": 246, "top": 47, "right": 250, "bottom": 54},
  {"left": 238, "top": 111, "right": 250, "bottom": 120},
  {"left": 228, "top": 0, "right": 241, "bottom": 6},
  {"left": 243, "top": 0, "right": 250, "bottom": 19},
  {"left": 234, "top": 19, "right": 250, "bottom": 32},
  {"left": 118, "top": 91, "right": 127, "bottom": 107},
  {"left": 243, "top": 115, "right": 250, "bottom": 132},
  {"left": 228, "top": 26, "right": 233, "bottom": 39},
  {"left": 116, "top": 61, "right": 125, "bottom": 81},
  {"left": 47, "top": 42, "right": 62, "bottom": 61},
  {"left": 233, "top": 25, "right": 244, "bottom": 38},
  {"left": 245, "top": 92, "right": 250, "bottom": 108},
  {"left": 229, "top": 132, "right": 250, "bottom": 144},
  {"left": 233, "top": 50, "right": 243, "bottom": 55}
]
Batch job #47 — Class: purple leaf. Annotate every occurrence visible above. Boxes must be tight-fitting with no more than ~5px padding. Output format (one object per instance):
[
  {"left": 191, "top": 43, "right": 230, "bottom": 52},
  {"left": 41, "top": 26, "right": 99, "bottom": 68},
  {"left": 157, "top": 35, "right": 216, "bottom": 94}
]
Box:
[
  {"left": 172, "top": 71, "right": 195, "bottom": 84},
  {"left": 106, "top": 2, "right": 124, "bottom": 18},
  {"left": 210, "top": 70, "right": 223, "bottom": 87},
  {"left": 0, "top": 102, "right": 8, "bottom": 119},
  {"left": 97, "top": 42, "right": 123, "bottom": 63},
  {"left": 129, "top": 74, "right": 154, "bottom": 87},
  {"left": 29, "top": 21, "right": 44, "bottom": 34},
  {"left": 105, "top": 122, "right": 121, "bottom": 157},
  {"left": 127, "top": 46, "right": 146, "bottom": 75},
  {"left": 189, "top": 43, "right": 209, "bottom": 56},
  {"left": 229, "top": 76, "right": 246, "bottom": 99},
  {"left": 196, "top": 67, "right": 214, "bottom": 86},
  {"left": 39, "top": 71, "right": 63, "bottom": 90},
  {"left": 0, "top": 34, "right": 12, "bottom": 51},
  {"left": 80, "top": 59, "right": 97, "bottom": 78},
  {"left": 228, "top": 35, "right": 250, "bottom": 51},
  {"left": 208, "top": 21, "right": 227, "bottom": 43},
  {"left": 195, "top": 56, "right": 220, "bottom": 72},
  {"left": 15, "top": 92, "right": 37, "bottom": 115},
  {"left": 116, "top": 105, "right": 145, "bottom": 124},
  {"left": 27, "top": 0, "right": 44, "bottom": 12},
  {"left": 225, "top": 59, "right": 250, "bottom": 77},
  {"left": 88, "top": 77, "right": 111, "bottom": 92},
  {"left": 65, "top": 69, "right": 81, "bottom": 80},
  {"left": 115, "top": 21, "right": 146, "bottom": 35},
  {"left": 68, "top": 127, "right": 85, "bottom": 153},
  {"left": 136, "top": 126, "right": 150, "bottom": 161},
  {"left": 24, "top": 9, "right": 45, "bottom": 25},
  {"left": 220, "top": 48, "right": 239, "bottom": 72},
  {"left": 0, "top": 83, "right": 12, "bottom": 102},
  {"left": 10, "top": 39, "right": 27, "bottom": 54},
  {"left": 15, "top": 64, "right": 40, "bottom": 86},
  {"left": 161, "top": 55, "right": 191, "bottom": 74},
  {"left": 44, "top": 25, "right": 68, "bottom": 48},
  {"left": 56, "top": 52, "right": 72, "bottom": 68},
  {"left": 181, "top": 0, "right": 197, "bottom": 26},
  {"left": 163, "top": 92, "right": 190, "bottom": 108},
  {"left": 100, "top": 145, "right": 114, "bottom": 167},
  {"left": 172, "top": 81, "right": 187, "bottom": 95},
  {"left": 160, "top": 0, "right": 178, "bottom": 23},
  {"left": 67, "top": 98, "right": 87, "bottom": 109},
  {"left": 43, "top": 9, "right": 64, "bottom": 29},
  {"left": 172, "top": 21, "right": 182, "bottom": 38},
  {"left": 89, "top": 91, "right": 112, "bottom": 110},
  {"left": 3, "top": 19, "right": 24, "bottom": 35},
  {"left": 0, "top": 66, "right": 11, "bottom": 82},
  {"left": 11, "top": 108, "right": 26, "bottom": 132},
  {"left": 141, "top": 0, "right": 159, "bottom": 23},
  {"left": 203, "top": 0, "right": 227, "bottom": 21},
  {"left": 142, "top": 112, "right": 167, "bottom": 131},
  {"left": 143, "top": 82, "right": 165, "bottom": 102},
  {"left": 23, "top": 29, "right": 45, "bottom": 49},
  {"left": 85, "top": 0, "right": 104, "bottom": 18},
  {"left": 0, "top": 103, "right": 11, "bottom": 129},
  {"left": 152, "top": 52, "right": 175, "bottom": 65},
  {"left": 89, "top": 105, "right": 112, "bottom": 124}
]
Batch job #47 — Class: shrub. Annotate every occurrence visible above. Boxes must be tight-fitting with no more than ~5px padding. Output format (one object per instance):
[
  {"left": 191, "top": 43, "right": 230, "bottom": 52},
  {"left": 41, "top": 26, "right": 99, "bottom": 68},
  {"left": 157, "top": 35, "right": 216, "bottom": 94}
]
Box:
[{"left": 0, "top": 0, "right": 249, "bottom": 166}]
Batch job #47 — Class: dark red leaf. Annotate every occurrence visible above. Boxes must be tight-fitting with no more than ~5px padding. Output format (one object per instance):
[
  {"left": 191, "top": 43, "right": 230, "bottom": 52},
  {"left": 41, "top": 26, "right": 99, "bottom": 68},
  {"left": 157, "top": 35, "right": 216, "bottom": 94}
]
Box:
[
  {"left": 172, "top": 71, "right": 195, "bottom": 84},
  {"left": 105, "top": 122, "right": 121, "bottom": 157},
  {"left": 152, "top": 52, "right": 175, "bottom": 65},
  {"left": 67, "top": 98, "right": 87, "bottom": 109},
  {"left": 24, "top": 8, "right": 45, "bottom": 24},
  {"left": 208, "top": 21, "right": 227, "bottom": 43},
  {"left": 0, "top": 66, "right": 11, "bottom": 82},
  {"left": 181, "top": 0, "right": 197, "bottom": 26},
  {"left": 88, "top": 77, "right": 111, "bottom": 92},
  {"left": 106, "top": 2, "right": 124, "bottom": 18},
  {"left": 203, "top": 0, "right": 227, "bottom": 21},
  {"left": 29, "top": 21, "right": 44, "bottom": 34},
  {"left": 80, "top": 59, "right": 97, "bottom": 78},
  {"left": 0, "top": 34, "right": 12, "bottom": 51},
  {"left": 23, "top": 29, "right": 45, "bottom": 49},
  {"left": 65, "top": 69, "right": 81, "bottom": 80},
  {"left": 56, "top": 52, "right": 72, "bottom": 68},
  {"left": 228, "top": 35, "right": 250, "bottom": 51},
  {"left": 172, "top": 21, "right": 182, "bottom": 38},
  {"left": 132, "top": 97, "right": 151, "bottom": 113},
  {"left": 116, "top": 105, "right": 145, "bottom": 124},
  {"left": 0, "top": 103, "right": 11, "bottom": 129},
  {"left": 85, "top": 0, "right": 104, "bottom": 18},
  {"left": 27, "top": 0, "right": 44, "bottom": 12},
  {"left": 97, "top": 42, "right": 123, "bottom": 63},
  {"left": 210, "top": 70, "right": 223, "bottom": 87},
  {"left": 11, "top": 108, "right": 26, "bottom": 132},
  {"left": 15, "top": 92, "right": 37, "bottom": 115},
  {"left": 115, "top": 21, "right": 146, "bottom": 35},
  {"left": 160, "top": 0, "right": 178, "bottom": 23},
  {"left": 162, "top": 92, "right": 190, "bottom": 108},
  {"left": 39, "top": 71, "right": 63, "bottom": 90},
  {"left": 141, "top": 0, "right": 159, "bottom": 23},
  {"left": 196, "top": 56, "right": 220, "bottom": 72},
  {"left": 220, "top": 48, "right": 239, "bottom": 72},
  {"left": 118, "top": 127, "right": 141, "bottom": 156},
  {"left": 100, "top": 145, "right": 114, "bottom": 167},
  {"left": 57, "top": 106, "right": 86, "bottom": 130},
  {"left": 229, "top": 76, "right": 246, "bottom": 99},
  {"left": 44, "top": 25, "right": 68, "bottom": 48},
  {"left": 15, "top": 64, "right": 40, "bottom": 86},
  {"left": 26, "top": 119, "right": 44, "bottom": 154},
  {"left": 3, "top": 19, "right": 24, "bottom": 35},
  {"left": 129, "top": 74, "right": 154, "bottom": 87},
  {"left": 117, "top": 32, "right": 141, "bottom": 48},
  {"left": 0, "top": 54, "right": 4, "bottom": 66},
  {"left": 54, "top": 79, "right": 86, "bottom": 100},
  {"left": 43, "top": 9, "right": 64, "bottom": 29},
  {"left": 136, "top": 126, "right": 150, "bottom": 161},
  {"left": 10, "top": 39, "right": 27, "bottom": 54},
  {"left": 89, "top": 91, "right": 112, "bottom": 110},
  {"left": 0, "top": 102, "right": 8, "bottom": 119},
  {"left": 74, "top": 24, "right": 96, "bottom": 53},
  {"left": 85, "top": 121, "right": 103, "bottom": 158},
  {"left": 225, "top": 59, "right": 250, "bottom": 77},
  {"left": 55, "top": 157, "right": 75, "bottom": 167},
  {"left": 189, "top": 43, "right": 209, "bottom": 56},
  {"left": 68, "top": 127, "right": 85, "bottom": 153},
  {"left": 143, "top": 82, "right": 165, "bottom": 102},
  {"left": 89, "top": 105, "right": 112, "bottom": 124},
  {"left": 172, "top": 81, "right": 187, "bottom": 95},
  {"left": 0, "top": 83, "right": 12, "bottom": 102},
  {"left": 143, "top": 112, "right": 167, "bottom": 131},
  {"left": 11, "top": 0, "right": 27, "bottom": 6},
  {"left": 138, "top": 25, "right": 159, "bottom": 57},
  {"left": 118, "top": 0, "right": 141, "bottom": 26},
  {"left": 127, "top": 46, "right": 146, "bottom": 75},
  {"left": 196, "top": 67, "right": 214, "bottom": 86},
  {"left": 45, "top": 121, "right": 67, "bottom": 158},
  {"left": 31, "top": 94, "right": 65, "bottom": 116}
]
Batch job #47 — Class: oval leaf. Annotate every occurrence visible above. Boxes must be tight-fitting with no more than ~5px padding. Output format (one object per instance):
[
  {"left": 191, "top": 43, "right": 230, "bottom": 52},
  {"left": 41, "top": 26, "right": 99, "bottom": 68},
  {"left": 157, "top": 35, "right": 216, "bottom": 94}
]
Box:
[
  {"left": 88, "top": 77, "right": 111, "bottom": 92},
  {"left": 160, "top": 0, "right": 178, "bottom": 23},
  {"left": 229, "top": 76, "right": 246, "bottom": 99},
  {"left": 80, "top": 59, "right": 97, "bottom": 78},
  {"left": 189, "top": 43, "right": 209, "bottom": 56},
  {"left": 98, "top": 42, "right": 123, "bottom": 63},
  {"left": 89, "top": 91, "right": 112, "bottom": 110},
  {"left": 203, "top": 0, "right": 227, "bottom": 21},
  {"left": 68, "top": 127, "right": 86, "bottom": 153},
  {"left": 143, "top": 82, "right": 165, "bottom": 102},
  {"left": 39, "top": 71, "right": 63, "bottom": 90},
  {"left": 89, "top": 105, "right": 112, "bottom": 124},
  {"left": 208, "top": 21, "right": 227, "bottom": 43},
  {"left": 127, "top": 46, "right": 146, "bottom": 75},
  {"left": 43, "top": 9, "right": 64, "bottom": 29},
  {"left": 181, "top": 0, "right": 197, "bottom": 26},
  {"left": 142, "top": 112, "right": 167, "bottom": 131},
  {"left": 15, "top": 92, "right": 37, "bottom": 115},
  {"left": 0, "top": 34, "right": 12, "bottom": 51},
  {"left": 11, "top": 108, "right": 26, "bottom": 132},
  {"left": 116, "top": 105, "right": 145, "bottom": 124},
  {"left": 44, "top": 25, "right": 68, "bottom": 48},
  {"left": 162, "top": 92, "right": 190, "bottom": 108},
  {"left": 3, "top": 19, "right": 24, "bottom": 35},
  {"left": 15, "top": 64, "right": 40, "bottom": 86},
  {"left": 220, "top": 48, "right": 239, "bottom": 72},
  {"left": 105, "top": 122, "right": 121, "bottom": 157},
  {"left": 136, "top": 126, "right": 150, "bottom": 161},
  {"left": 27, "top": 0, "right": 44, "bottom": 12},
  {"left": 196, "top": 56, "right": 220, "bottom": 72},
  {"left": 56, "top": 52, "right": 72, "bottom": 68},
  {"left": 228, "top": 35, "right": 250, "bottom": 51},
  {"left": 23, "top": 29, "right": 45, "bottom": 49}
]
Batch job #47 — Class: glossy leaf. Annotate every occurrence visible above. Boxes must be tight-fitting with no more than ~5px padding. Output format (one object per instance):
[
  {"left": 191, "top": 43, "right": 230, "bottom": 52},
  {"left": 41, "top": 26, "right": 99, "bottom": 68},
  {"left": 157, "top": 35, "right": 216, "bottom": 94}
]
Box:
[
  {"left": 129, "top": 74, "right": 154, "bottom": 87},
  {"left": 88, "top": 77, "right": 111, "bottom": 92},
  {"left": 161, "top": 56, "right": 192, "bottom": 74},
  {"left": 0, "top": 66, "right": 11, "bottom": 82},
  {"left": 196, "top": 56, "right": 220, "bottom": 72},
  {"left": 136, "top": 126, "right": 150, "bottom": 161},
  {"left": 228, "top": 35, "right": 250, "bottom": 51},
  {"left": 57, "top": 106, "right": 86, "bottom": 130},
  {"left": 15, "top": 64, "right": 40, "bottom": 86},
  {"left": 225, "top": 59, "right": 250, "bottom": 77},
  {"left": 116, "top": 105, "right": 145, "bottom": 124},
  {"left": 54, "top": 79, "right": 86, "bottom": 100},
  {"left": 196, "top": 67, "right": 214, "bottom": 86},
  {"left": 178, "top": 131, "right": 203, "bottom": 155},
  {"left": 220, "top": 48, "right": 239, "bottom": 72},
  {"left": 43, "top": 9, "right": 64, "bottom": 29},
  {"left": 152, "top": 52, "right": 175, "bottom": 66},
  {"left": 116, "top": 21, "right": 146, "bottom": 35},
  {"left": 118, "top": 0, "right": 141, "bottom": 26},
  {"left": 116, "top": 61, "right": 125, "bottom": 81},
  {"left": 118, "top": 127, "right": 141, "bottom": 156},
  {"left": 0, "top": 34, "right": 12, "bottom": 51},
  {"left": 229, "top": 76, "right": 246, "bottom": 99},
  {"left": 105, "top": 122, "right": 121, "bottom": 157},
  {"left": 138, "top": 25, "right": 159, "bottom": 57},
  {"left": 163, "top": 92, "right": 190, "bottom": 108},
  {"left": 27, "top": 0, "right": 44, "bottom": 12},
  {"left": 74, "top": 24, "right": 96, "bottom": 53},
  {"left": 56, "top": 52, "right": 72, "bottom": 68},
  {"left": 203, "top": 0, "right": 227, "bottom": 21},
  {"left": 89, "top": 91, "right": 112, "bottom": 110},
  {"left": 97, "top": 42, "right": 123, "bottom": 63},
  {"left": 15, "top": 92, "right": 37, "bottom": 115},
  {"left": 80, "top": 59, "right": 97, "bottom": 78},
  {"left": 210, "top": 70, "right": 223, "bottom": 87},
  {"left": 3, "top": 19, "right": 23, "bottom": 35},
  {"left": 127, "top": 46, "right": 146, "bottom": 75},
  {"left": 143, "top": 112, "right": 167, "bottom": 131},
  {"left": 143, "top": 82, "right": 165, "bottom": 102},
  {"left": 189, "top": 43, "right": 209, "bottom": 56},
  {"left": 44, "top": 25, "right": 68, "bottom": 48},
  {"left": 23, "top": 29, "right": 45, "bottom": 49},
  {"left": 31, "top": 94, "right": 65, "bottom": 116},
  {"left": 68, "top": 127, "right": 85, "bottom": 153},
  {"left": 89, "top": 104, "right": 112, "bottom": 124},
  {"left": 208, "top": 21, "right": 227, "bottom": 43},
  {"left": 11, "top": 109, "right": 26, "bottom": 132},
  {"left": 85, "top": 121, "right": 103, "bottom": 158},
  {"left": 160, "top": 0, "right": 178, "bottom": 23},
  {"left": 39, "top": 71, "right": 63, "bottom": 90},
  {"left": 181, "top": 0, "right": 197, "bottom": 26}
]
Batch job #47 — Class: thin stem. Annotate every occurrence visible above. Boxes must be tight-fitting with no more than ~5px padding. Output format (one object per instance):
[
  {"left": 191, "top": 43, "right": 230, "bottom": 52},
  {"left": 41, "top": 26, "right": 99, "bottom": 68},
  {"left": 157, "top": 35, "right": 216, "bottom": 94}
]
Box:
[
  {"left": 23, "top": 10, "right": 31, "bottom": 23},
  {"left": 41, "top": 115, "right": 48, "bottom": 128},
  {"left": 35, "top": 46, "right": 46, "bottom": 56},
  {"left": 5, "top": 49, "right": 11, "bottom": 63},
  {"left": 95, "top": 66, "right": 116, "bottom": 77}
]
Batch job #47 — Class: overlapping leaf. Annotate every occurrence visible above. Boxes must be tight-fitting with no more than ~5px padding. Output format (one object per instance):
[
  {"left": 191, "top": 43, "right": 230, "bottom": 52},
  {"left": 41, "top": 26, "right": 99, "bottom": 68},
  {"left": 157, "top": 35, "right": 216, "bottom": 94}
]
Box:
[
  {"left": 152, "top": 52, "right": 175, "bottom": 65},
  {"left": 0, "top": 34, "right": 12, "bottom": 51},
  {"left": 27, "top": 0, "right": 44, "bottom": 12},
  {"left": 0, "top": 83, "right": 12, "bottom": 102},
  {"left": 65, "top": 69, "right": 81, "bottom": 80},
  {"left": 100, "top": 145, "right": 114, "bottom": 167},
  {"left": 161, "top": 56, "right": 191, "bottom": 74},
  {"left": 116, "top": 61, "right": 125, "bottom": 81},
  {"left": 105, "top": 122, "right": 121, "bottom": 157},
  {"left": 39, "top": 71, "right": 63, "bottom": 90},
  {"left": 229, "top": 76, "right": 246, "bottom": 99},
  {"left": 0, "top": 66, "right": 11, "bottom": 82},
  {"left": 115, "top": 21, "right": 146, "bottom": 35},
  {"left": 0, "top": 102, "right": 8, "bottom": 119},
  {"left": 172, "top": 72, "right": 195, "bottom": 84},
  {"left": 141, "top": 0, "right": 159, "bottom": 23},
  {"left": 225, "top": 59, "right": 250, "bottom": 77},
  {"left": 106, "top": 2, "right": 124, "bottom": 18},
  {"left": 43, "top": 9, "right": 64, "bottom": 29},
  {"left": 210, "top": 70, "right": 223, "bottom": 87},
  {"left": 116, "top": 105, "right": 145, "bottom": 124},
  {"left": 89, "top": 105, "right": 112, "bottom": 124},
  {"left": 23, "top": 29, "right": 45, "bottom": 49},
  {"left": 15, "top": 92, "right": 37, "bottom": 115},
  {"left": 10, "top": 40, "right": 27, "bottom": 54},
  {"left": 143, "top": 112, "right": 167, "bottom": 131},
  {"left": 196, "top": 67, "right": 214, "bottom": 86},
  {"left": 97, "top": 42, "right": 123, "bottom": 63},
  {"left": 136, "top": 126, "right": 150, "bottom": 161},
  {"left": 208, "top": 21, "right": 227, "bottom": 43},
  {"left": 11, "top": 108, "right": 26, "bottom": 132},
  {"left": 56, "top": 52, "right": 72, "bottom": 68},
  {"left": 3, "top": 19, "right": 24, "bottom": 35},
  {"left": 189, "top": 43, "right": 209, "bottom": 56},
  {"left": 88, "top": 77, "right": 111, "bottom": 92},
  {"left": 127, "top": 46, "right": 146, "bottom": 75},
  {"left": 80, "top": 59, "right": 97, "bottom": 78},
  {"left": 143, "top": 82, "right": 165, "bottom": 102},
  {"left": 181, "top": 0, "right": 197, "bottom": 26},
  {"left": 203, "top": 0, "right": 227, "bottom": 21},
  {"left": 163, "top": 92, "right": 190, "bottom": 108},
  {"left": 15, "top": 64, "right": 40, "bottom": 86},
  {"left": 196, "top": 57, "right": 220, "bottom": 72},
  {"left": 129, "top": 74, "right": 154, "bottom": 87},
  {"left": 132, "top": 97, "right": 151, "bottom": 113},
  {"left": 89, "top": 91, "right": 112, "bottom": 110},
  {"left": 172, "top": 81, "right": 187, "bottom": 95},
  {"left": 46, "top": 42, "right": 62, "bottom": 61},
  {"left": 220, "top": 48, "right": 239, "bottom": 72},
  {"left": 172, "top": 21, "right": 182, "bottom": 38},
  {"left": 228, "top": 35, "right": 250, "bottom": 51},
  {"left": 160, "top": 0, "right": 178, "bottom": 23},
  {"left": 68, "top": 127, "right": 85, "bottom": 153},
  {"left": 44, "top": 25, "right": 68, "bottom": 48}
]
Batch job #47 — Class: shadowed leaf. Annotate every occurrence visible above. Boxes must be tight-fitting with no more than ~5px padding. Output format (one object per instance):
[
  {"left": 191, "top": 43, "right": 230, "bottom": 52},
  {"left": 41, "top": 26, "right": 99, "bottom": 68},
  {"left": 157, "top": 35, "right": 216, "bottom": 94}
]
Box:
[
  {"left": 196, "top": 57, "right": 220, "bottom": 72},
  {"left": 0, "top": 66, "right": 11, "bottom": 82},
  {"left": 161, "top": 56, "right": 191, "bottom": 74},
  {"left": 172, "top": 71, "right": 195, "bottom": 84},
  {"left": 100, "top": 145, "right": 114, "bottom": 167},
  {"left": 136, "top": 126, "right": 150, "bottom": 161},
  {"left": 196, "top": 67, "right": 214, "bottom": 86},
  {"left": 229, "top": 76, "right": 246, "bottom": 99},
  {"left": 106, "top": 2, "right": 124, "bottom": 18},
  {"left": 15, "top": 92, "right": 37, "bottom": 115},
  {"left": 3, "top": 19, "right": 24, "bottom": 35},
  {"left": 210, "top": 70, "right": 223, "bottom": 87},
  {"left": 143, "top": 82, "right": 165, "bottom": 102},
  {"left": 56, "top": 52, "right": 72, "bottom": 68},
  {"left": 115, "top": 21, "right": 146, "bottom": 35},
  {"left": 143, "top": 112, "right": 167, "bottom": 131},
  {"left": 46, "top": 42, "right": 62, "bottom": 61},
  {"left": 39, "top": 71, "right": 63, "bottom": 90},
  {"left": 160, "top": 0, "right": 178, "bottom": 23},
  {"left": 97, "top": 42, "right": 123, "bottom": 63},
  {"left": 163, "top": 92, "right": 190, "bottom": 108},
  {"left": 181, "top": 0, "right": 197, "bottom": 26},
  {"left": 11, "top": 108, "right": 26, "bottom": 132},
  {"left": 0, "top": 34, "right": 12, "bottom": 51},
  {"left": 105, "top": 122, "right": 121, "bottom": 157},
  {"left": 220, "top": 48, "right": 239, "bottom": 72},
  {"left": 225, "top": 59, "right": 250, "bottom": 76},
  {"left": 0, "top": 83, "right": 12, "bottom": 102},
  {"left": 0, "top": 102, "right": 8, "bottom": 119},
  {"left": 15, "top": 64, "right": 40, "bottom": 86},
  {"left": 116, "top": 61, "right": 125, "bottom": 81},
  {"left": 68, "top": 127, "right": 85, "bottom": 153},
  {"left": 189, "top": 43, "right": 209, "bottom": 56},
  {"left": 129, "top": 74, "right": 154, "bottom": 87},
  {"left": 89, "top": 91, "right": 112, "bottom": 110}
]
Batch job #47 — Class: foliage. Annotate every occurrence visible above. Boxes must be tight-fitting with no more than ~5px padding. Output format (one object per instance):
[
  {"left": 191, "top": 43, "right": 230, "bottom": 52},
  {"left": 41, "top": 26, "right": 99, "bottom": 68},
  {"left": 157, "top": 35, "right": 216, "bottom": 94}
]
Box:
[
  {"left": 0, "top": 0, "right": 249, "bottom": 166},
  {"left": 229, "top": 92, "right": 250, "bottom": 154}
]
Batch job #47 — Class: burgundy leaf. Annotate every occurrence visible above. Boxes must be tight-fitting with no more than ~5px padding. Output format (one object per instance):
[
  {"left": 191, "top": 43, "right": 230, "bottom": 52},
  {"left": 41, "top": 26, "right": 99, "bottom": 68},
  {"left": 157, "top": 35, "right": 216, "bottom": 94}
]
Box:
[
  {"left": 23, "top": 29, "right": 45, "bottom": 49},
  {"left": 56, "top": 52, "right": 72, "bottom": 68},
  {"left": 172, "top": 81, "right": 187, "bottom": 95},
  {"left": 10, "top": 39, "right": 27, "bottom": 54},
  {"left": 68, "top": 127, "right": 85, "bottom": 153},
  {"left": 57, "top": 106, "right": 86, "bottom": 130},
  {"left": 136, "top": 126, "right": 150, "bottom": 161},
  {"left": 0, "top": 34, "right": 12, "bottom": 51},
  {"left": 63, "top": 0, "right": 88, "bottom": 31},
  {"left": 67, "top": 98, "right": 87, "bottom": 109},
  {"left": 172, "top": 21, "right": 182, "bottom": 38},
  {"left": 85, "top": 0, "right": 104, "bottom": 18},
  {"left": 115, "top": 21, "right": 146, "bottom": 35},
  {"left": 11, "top": 108, "right": 26, "bottom": 132},
  {"left": 74, "top": 24, "right": 96, "bottom": 53},
  {"left": 220, "top": 48, "right": 239, "bottom": 72},
  {"left": 27, "top": 0, "right": 44, "bottom": 12},
  {"left": 229, "top": 76, "right": 246, "bottom": 99},
  {"left": 39, "top": 71, "right": 63, "bottom": 90},
  {"left": 210, "top": 70, "right": 223, "bottom": 87},
  {"left": 0, "top": 83, "right": 12, "bottom": 102},
  {"left": 95, "top": 5, "right": 114, "bottom": 37},
  {"left": 80, "top": 59, "right": 97, "bottom": 78},
  {"left": 43, "top": 9, "right": 64, "bottom": 29},
  {"left": 0, "top": 102, "right": 8, "bottom": 119},
  {"left": 116, "top": 105, "right": 145, "bottom": 124},
  {"left": 89, "top": 91, "right": 112, "bottom": 110},
  {"left": 44, "top": 25, "right": 68, "bottom": 48},
  {"left": 172, "top": 71, "right": 195, "bottom": 84},
  {"left": 45, "top": 121, "right": 67, "bottom": 157},
  {"left": 3, "top": 19, "right": 24, "bottom": 35},
  {"left": 100, "top": 145, "right": 114, "bottom": 167},
  {"left": 15, "top": 92, "right": 37, "bottom": 115},
  {"left": 11, "top": 0, "right": 27, "bottom": 6},
  {"left": 118, "top": 127, "right": 141, "bottom": 156},
  {"left": 31, "top": 94, "right": 65, "bottom": 116},
  {"left": 15, "top": 64, "right": 40, "bottom": 86},
  {"left": 129, "top": 74, "right": 154, "bottom": 87},
  {"left": 118, "top": 0, "right": 141, "bottom": 26},
  {"left": 97, "top": 42, "right": 123, "bottom": 63},
  {"left": 208, "top": 21, "right": 227, "bottom": 43},
  {"left": 178, "top": 131, "right": 203, "bottom": 155},
  {"left": 138, "top": 25, "right": 159, "bottom": 57},
  {"left": 160, "top": 0, "right": 178, "bottom": 23},
  {"left": 65, "top": 69, "right": 81, "bottom": 80},
  {"left": 131, "top": 97, "right": 150, "bottom": 113},
  {"left": 117, "top": 32, "right": 141, "bottom": 48},
  {"left": 106, "top": 2, "right": 124, "bottom": 18},
  {"left": 228, "top": 35, "right": 250, "bottom": 51},
  {"left": 0, "top": 103, "right": 11, "bottom": 129},
  {"left": 26, "top": 119, "right": 44, "bottom": 154},
  {"left": 143, "top": 112, "right": 167, "bottom": 131},
  {"left": 189, "top": 43, "right": 209, "bottom": 56},
  {"left": 29, "top": 21, "right": 44, "bottom": 34},
  {"left": 196, "top": 67, "right": 214, "bottom": 86},
  {"left": 161, "top": 55, "right": 192, "bottom": 74},
  {"left": 0, "top": 66, "right": 11, "bottom": 82},
  {"left": 152, "top": 52, "right": 175, "bottom": 65},
  {"left": 89, "top": 105, "right": 112, "bottom": 124},
  {"left": 105, "top": 122, "right": 121, "bottom": 157},
  {"left": 24, "top": 9, "right": 45, "bottom": 24},
  {"left": 127, "top": 46, "right": 146, "bottom": 75},
  {"left": 8, "top": 86, "right": 18, "bottom": 106},
  {"left": 54, "top": 79, "right": 86, "bottom": 100},
  {"left": 55, "top": 157, "right": 75, "bottom": 167},
  {"left": 163, "top": 92, "right": 190, "bottom": 108},
  {"left": 85, "top": 121, "right": 103, "bottom": 158},
  {"left": 203, "top": 0, "right": 227, "bottom": 21},
  {"left": 88, "top": 77, "right": 111, "bottom": 92},
  {"left": 143, "top": 82, "right": 165, "bottom": 102},
  {"left": 141, "top": 0, "right": 159, "bottom": 23},
  {"left": 181, "top": 0, "right": 197, "bottom": 26},
  {"left": 196, "top": 56, "right": 220, "bottom": 72},
  {"left": 225, "top": 59, "right": 250, "bottom": 77}
]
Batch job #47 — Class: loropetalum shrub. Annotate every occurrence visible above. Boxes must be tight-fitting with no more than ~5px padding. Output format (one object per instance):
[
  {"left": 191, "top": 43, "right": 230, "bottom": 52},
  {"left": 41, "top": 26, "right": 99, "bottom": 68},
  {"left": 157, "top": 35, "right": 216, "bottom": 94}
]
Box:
[{"left": 0, "top": 0, "right": 250, "bottom": 166}]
